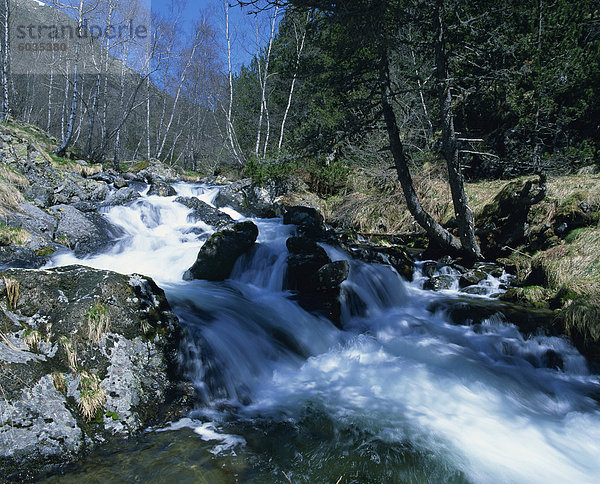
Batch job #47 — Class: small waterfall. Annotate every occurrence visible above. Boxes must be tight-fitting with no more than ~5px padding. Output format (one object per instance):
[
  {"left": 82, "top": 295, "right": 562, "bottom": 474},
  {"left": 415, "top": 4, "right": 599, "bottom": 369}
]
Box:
[{"left": 46, "top": 181, "right": 600, "bottom": 483}]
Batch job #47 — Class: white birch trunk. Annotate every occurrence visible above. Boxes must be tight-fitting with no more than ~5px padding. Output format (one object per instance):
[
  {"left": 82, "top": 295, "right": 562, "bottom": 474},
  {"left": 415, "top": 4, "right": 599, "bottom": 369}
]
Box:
[{"left": 278, "top": 13, "right": 308, "bottom": 153}]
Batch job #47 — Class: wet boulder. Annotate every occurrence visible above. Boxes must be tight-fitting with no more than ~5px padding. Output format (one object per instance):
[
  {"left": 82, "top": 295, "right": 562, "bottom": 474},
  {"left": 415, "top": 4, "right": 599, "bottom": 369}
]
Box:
[
  {"left": 285, "top": 236, "right": 349, "bottom": 327},
  {"left": 428, "top": 295, "right": 558, "bottom": 337},
  {"left": 174, "top": 196, "right": 233, "bottom": 228},
  {"left": 147, "top": 179, "right": 176, "bottom": 197},
  {"left": 421, "top": 261, "right": 437, "bottom": 278},
  {"left": 183, "top": 221, "right": 259, "bottom": 281},
  {"left": 423, "top": 275, "right": 455, "bottom": 291},
  {"left": 214, "top": 178, "right": 284, "bottom": 218},
  {"left": 3, "top": 202, "right": 57, "bottom": 250},
  {"left": 0, "top": 266, "right": 188, "bottom": 481},
  {"left": 103, "top": 187, "right": 141, "bottom": 207},
  {"left": 285, "top": 236, "right": 330, "bottom": 292},
  {"left": 283, "top": 206, "right": 326, "bottom": 239},
  {"left": 314, "top": 260, "right": 350, "bottom": 291},
  {"left": 343, "top": 243, "right": 413, "bottom": 281},
  {"left": 459, "top": 270, "right": 488, "bottom": 288},
  {"left": 0, "top": 245, "right": 49, "bottom": 269},
  {"left": 90, "top": 169, "right": 120, "bottom": 185},
  {"left": 49, "top": 205, "right": 122, "bottom": 256}
]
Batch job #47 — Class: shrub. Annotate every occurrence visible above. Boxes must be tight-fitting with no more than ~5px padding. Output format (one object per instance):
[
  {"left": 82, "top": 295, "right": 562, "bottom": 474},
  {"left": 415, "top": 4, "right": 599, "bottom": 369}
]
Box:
[
  {"left": 304, "top": 159, "right": 349, "bottom": 197},
  {"left": 243, "top": 157, "right": 293, "bottom": 186}
]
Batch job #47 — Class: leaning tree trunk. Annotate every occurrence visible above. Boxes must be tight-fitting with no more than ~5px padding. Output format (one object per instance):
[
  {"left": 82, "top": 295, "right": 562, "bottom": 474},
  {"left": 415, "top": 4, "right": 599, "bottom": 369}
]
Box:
[
  {"left": 434, "top": 0, "right": 481, "bottom": 261},
  {"left": 380, "top": 52, "right": 461, "bottom": 254}
]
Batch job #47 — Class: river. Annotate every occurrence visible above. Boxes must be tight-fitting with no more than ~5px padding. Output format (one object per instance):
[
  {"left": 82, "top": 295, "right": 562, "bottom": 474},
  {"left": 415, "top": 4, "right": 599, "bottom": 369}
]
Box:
[{"left": 43, "top": 182, "right": 600, "bottom": 483}]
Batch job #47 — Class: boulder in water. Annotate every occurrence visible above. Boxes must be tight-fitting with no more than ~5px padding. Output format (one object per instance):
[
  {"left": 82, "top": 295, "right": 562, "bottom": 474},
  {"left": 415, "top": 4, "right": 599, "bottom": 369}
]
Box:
[
  {"left": 283, "top": 206, "right": 326, "bottom": 239},
  {"left": 459, "top": 270, "right": 488, "bottom": 288},
  {"left": 0, "top": 265, "right": 188, "bottom": 481},
  {"left": 0, "top": 245, "right": 49, "bottom": 269},
  {"left": 183, "top": 221, "right": 259, "bottom": 281},
  {"left": 49, "top": 204, "right": 122, "bottom": 256},
  {"left": 285, "top": 236, "right": 349, "bottom": 327},
  {"left": 147, "top": 180, "right": 176, "bottom": 197},
  {"left": 314, "top": 260, "right": 350, "bottom": 292},
  {"left": 423, "top": 275, "right": 455, "bottom": 291},
  {"left": 285, "top": 236, "right": 330, "bottom": 292},
  {"left": 344, "top": 243, "right": 413, "bottom": 281},
  {"left": 174, "top": 196, "right": 233, "bottom": 228},
  {"left": 113, "top": 177, "right": 128, "bottom": 189},
  {"left": 103, "top": 187, "right": 141, "bottom": 207},
  {"left": 214, "top": 178, "right": 284, "bottom": 218}
]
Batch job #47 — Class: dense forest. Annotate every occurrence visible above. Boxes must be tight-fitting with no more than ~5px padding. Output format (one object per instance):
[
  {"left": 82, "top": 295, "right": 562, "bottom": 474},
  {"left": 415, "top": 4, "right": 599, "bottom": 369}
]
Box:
[{"left": 1, "top": 0, "right": 598, "bottom": 174}]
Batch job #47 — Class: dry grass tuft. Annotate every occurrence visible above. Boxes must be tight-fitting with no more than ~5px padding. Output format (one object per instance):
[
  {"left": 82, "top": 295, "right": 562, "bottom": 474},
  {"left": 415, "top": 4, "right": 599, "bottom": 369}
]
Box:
[
  {"left": 3, "top": 277, "right": 19, "bottom": 310},
  {"left": 546, "top": 175, "right": 600, "bottom": 212},
  {"left": 85, "top": 302, "right": 110, "bottom": 344},
  {"left": 52, "top": 372, "right": 66, "bottom": 394},
  {"left": 0, "top": 223, "right": 29, "bottom": 246},
  {"left": 70, "top": 164, "right": 102, "bottom": 178},
  {"left": 559, "top": 295, "right": 600, "bottom": 360},
  {"left": 327, "top": 167, "right": 452, "bottom": 234},
  {"left": 0, "top": 165, "right": 29, "bottom": 190},
  {"left": 77, "top": 371, "right": 106, "bottom": 421},
  {"left": 22, "top": 328, "right": 41, "bottom": 351},
  {"left": 533, "top": 227, "right": 600, "bottom": 292},
  {"left": 60, "top": 336, "right": 78, "bottom": 372},
  {"left": 0, "top": 179, "right": 24, "bottom": 214}
]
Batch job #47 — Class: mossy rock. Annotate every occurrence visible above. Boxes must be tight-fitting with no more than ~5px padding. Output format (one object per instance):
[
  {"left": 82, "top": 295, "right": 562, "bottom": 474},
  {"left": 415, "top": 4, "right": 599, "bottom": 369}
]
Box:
[
  {"left": 558, "top": 297, "right": 600, "bottom": 368},
  {"left": 500, "top": 286, "right": 551, "bottom": 308},
  {"left": 554, "top": 191, "right": 600, "bottom": 235},
  {"left": 129, "top": 160, "right": 150, "bottom": 174}
]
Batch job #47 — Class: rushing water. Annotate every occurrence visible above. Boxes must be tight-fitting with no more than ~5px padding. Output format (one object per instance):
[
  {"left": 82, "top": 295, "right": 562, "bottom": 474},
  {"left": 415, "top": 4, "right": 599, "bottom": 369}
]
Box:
[{"left": 44, "top": 182, "right": 600, "bottom": 483}]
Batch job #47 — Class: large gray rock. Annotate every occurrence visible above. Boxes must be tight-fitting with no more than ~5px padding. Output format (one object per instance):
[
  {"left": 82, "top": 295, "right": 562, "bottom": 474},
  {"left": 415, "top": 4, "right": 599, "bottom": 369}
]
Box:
[
  {"left": 423, "top": 275, "right": 455, "bottom": 291},
  {"left": 183, "top": 221, "right": 259, "bottom": 281},
  {"left": 0, "top": 245, "right": 49, "bottom": 269},
  {"left": 3, "top": 202, "right": 57, "bottom": 250},
  {"left": 136, "top": 159, "right": 181, "bottom": 183},
  {"left": 0, "top": 265, "right": 188, "bottom": 481},
  {"left": 25, "top": 183, "right": 53, "bottom": 208},
  {"left": 147, "top": 180, "right": 176, "bottom": 197},
  {"left": 49, "top": 205, "right": 122, "bottom": 256},
  {"left": 175, "top": 196, "right": 233, "bottom": 228},
  {"left": 214, "top": 178, "right": 285, "bottom": 218},
  {"left": 103, "top": 187, "right": 141, "bottom": 207}
]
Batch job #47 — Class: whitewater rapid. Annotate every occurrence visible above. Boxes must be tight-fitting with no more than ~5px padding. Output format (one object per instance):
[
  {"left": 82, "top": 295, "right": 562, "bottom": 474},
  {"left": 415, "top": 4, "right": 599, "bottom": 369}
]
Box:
[{"left": 47, "top": 182, "right": 600, "bottom": 483}]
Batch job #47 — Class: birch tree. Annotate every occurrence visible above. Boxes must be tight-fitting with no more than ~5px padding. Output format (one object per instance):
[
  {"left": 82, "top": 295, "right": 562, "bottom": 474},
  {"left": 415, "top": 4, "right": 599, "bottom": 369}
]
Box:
[
  {"left": 277, "top": 9, "right": 309, "bottom": 153},
  {"left": 52, "top": 0, "right": 99, "bottom": 157},
  {"left": 254, "top": 4, "right": 278, "bottom": 158},
  {"left": 224, "top": 0, "right": 244, "bottom": 165}
]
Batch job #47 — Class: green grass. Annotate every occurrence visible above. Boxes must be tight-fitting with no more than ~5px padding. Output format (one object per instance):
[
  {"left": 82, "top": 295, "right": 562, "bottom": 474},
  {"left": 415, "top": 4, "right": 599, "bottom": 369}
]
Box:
[{"left": 0, "top": 223, "right": 29, "bottom": 246}]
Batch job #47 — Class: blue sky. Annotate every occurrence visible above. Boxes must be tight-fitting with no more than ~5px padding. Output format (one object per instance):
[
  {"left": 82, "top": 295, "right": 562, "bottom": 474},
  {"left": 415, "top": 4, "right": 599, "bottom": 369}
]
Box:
[{"left": 150, "top": 0, "right": 275, "bottom": 70}]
